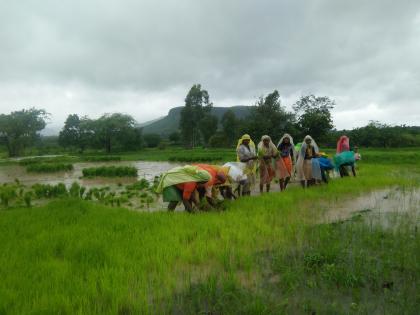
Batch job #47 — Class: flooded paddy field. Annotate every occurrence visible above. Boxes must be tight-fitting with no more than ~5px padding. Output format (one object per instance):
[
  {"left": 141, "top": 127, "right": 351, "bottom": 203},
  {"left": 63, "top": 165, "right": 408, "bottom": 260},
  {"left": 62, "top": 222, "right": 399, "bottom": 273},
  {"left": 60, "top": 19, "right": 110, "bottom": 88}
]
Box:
[
  {"left": 322, "top": 186, "right": 420, "bottom": 228},
  {"left": 0, "top": 160, "right": 181, "bottom": 188}
]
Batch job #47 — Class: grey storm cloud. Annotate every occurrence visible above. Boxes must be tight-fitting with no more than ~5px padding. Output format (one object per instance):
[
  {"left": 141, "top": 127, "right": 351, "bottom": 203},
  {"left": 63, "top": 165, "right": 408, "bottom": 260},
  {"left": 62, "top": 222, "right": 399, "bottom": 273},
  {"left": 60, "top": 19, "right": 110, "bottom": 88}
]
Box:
[{"left": 0, "top": 0, "right": 419, "bottom": 132}]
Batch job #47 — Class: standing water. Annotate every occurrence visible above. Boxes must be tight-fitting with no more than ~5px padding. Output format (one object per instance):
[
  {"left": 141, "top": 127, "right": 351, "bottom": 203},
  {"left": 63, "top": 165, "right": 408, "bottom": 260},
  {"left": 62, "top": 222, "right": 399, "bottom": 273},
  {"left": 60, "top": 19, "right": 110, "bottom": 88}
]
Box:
[{"left": 0, "top": 161, "right": 181, "bottom": 188}]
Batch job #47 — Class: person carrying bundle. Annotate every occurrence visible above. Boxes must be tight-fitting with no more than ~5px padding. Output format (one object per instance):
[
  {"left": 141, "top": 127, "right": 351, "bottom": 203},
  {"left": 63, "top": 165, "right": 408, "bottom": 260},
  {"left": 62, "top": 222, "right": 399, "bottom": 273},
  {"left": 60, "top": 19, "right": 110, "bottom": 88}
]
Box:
[
  {"left": 258, "top": 135, "right": 278, "bottom": 193},
  {"left": 276, "top": 133, "right": 296, "bottom": 191},
  {"left": 236, "top": 134, "right": 258, "bottom": 196},
  {"left": 155, "top": 165, "right": 211, "bottom": 212}
]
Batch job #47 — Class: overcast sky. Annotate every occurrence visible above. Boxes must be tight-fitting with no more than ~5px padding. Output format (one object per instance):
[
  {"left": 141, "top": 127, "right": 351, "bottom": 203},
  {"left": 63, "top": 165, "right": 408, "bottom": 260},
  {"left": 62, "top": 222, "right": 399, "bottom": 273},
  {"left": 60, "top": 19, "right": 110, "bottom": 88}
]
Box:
[{"left": 0, "top": 0, "right": 419, "bottom": 134}]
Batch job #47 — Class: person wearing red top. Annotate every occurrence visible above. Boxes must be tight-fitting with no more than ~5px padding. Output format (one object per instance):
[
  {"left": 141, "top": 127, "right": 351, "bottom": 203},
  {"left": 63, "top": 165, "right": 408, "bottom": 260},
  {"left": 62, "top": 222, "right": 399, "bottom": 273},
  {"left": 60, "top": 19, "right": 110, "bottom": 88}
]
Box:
[
  {"left": 194, "top": 164, "right": 227, "bottom": 208},
  {"left": 168, "top": 181, "right": 206, "bottom": 212}
]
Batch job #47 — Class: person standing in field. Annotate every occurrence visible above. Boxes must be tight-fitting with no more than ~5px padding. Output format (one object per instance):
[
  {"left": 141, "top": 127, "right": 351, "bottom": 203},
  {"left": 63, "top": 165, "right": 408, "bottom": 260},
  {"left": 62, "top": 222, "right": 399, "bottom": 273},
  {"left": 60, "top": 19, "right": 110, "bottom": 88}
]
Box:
[
  {"left": 336, "top": 135, "right": 350, "bottom": 153},
  {"left": 276, "top": 133, "right": 296, "bottom": 191},
  {"left": 335, "top": 135, "right": 356, "bottom": 177},
  {"left": 236, "top": 134, "right": 258, "bottom": 196},
  {"left": 257, "top": 135, "right": 278, "bottom": 193},
  {"left": 296, "top": 135, "right": 320, "bottom": 188},
  {"left": 155, "top": 165, "right": 211, "bottom": 212}
]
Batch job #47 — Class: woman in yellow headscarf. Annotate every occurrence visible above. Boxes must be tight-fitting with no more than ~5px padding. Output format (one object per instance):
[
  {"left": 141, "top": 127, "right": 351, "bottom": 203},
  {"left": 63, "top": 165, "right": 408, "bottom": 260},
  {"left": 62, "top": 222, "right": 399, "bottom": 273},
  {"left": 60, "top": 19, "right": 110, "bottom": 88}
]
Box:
[
  {"left": 236, "top": 134, "right": 257, "bottom": 195},
  {"left": 257, "top": 135, "right": 278, "bottom": 193}
]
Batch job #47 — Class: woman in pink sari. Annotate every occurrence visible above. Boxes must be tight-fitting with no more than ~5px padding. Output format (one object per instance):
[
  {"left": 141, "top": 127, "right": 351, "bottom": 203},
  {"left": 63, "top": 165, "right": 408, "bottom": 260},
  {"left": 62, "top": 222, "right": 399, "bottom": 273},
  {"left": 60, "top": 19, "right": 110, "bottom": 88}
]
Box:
[{"left": 336, "top": 135, "right": 350, "bottom": 154}]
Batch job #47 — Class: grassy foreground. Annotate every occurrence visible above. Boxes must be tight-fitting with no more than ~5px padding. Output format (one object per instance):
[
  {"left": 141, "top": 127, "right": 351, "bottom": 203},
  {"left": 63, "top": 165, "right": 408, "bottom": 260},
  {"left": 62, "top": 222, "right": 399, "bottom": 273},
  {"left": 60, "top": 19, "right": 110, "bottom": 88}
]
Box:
[{"left": 0, "top": 154, "right": 419, "bottom": 314}]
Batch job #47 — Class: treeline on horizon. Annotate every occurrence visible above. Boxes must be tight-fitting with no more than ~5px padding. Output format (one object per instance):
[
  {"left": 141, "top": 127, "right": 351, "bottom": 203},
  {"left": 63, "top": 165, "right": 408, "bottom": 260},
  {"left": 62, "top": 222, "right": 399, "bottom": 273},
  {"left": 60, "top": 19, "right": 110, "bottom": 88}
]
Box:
[{"left": 1, "top": 84, "right": 419, "bottom": 157}]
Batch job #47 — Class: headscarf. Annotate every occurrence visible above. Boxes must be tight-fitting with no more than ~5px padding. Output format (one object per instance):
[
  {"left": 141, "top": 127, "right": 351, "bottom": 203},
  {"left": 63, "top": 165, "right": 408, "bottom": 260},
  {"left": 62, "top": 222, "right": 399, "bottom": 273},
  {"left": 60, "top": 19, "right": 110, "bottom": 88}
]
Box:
[
  {"left": 336, "top": 135, "right": 350, "bottom": 154},
  {"left": 155, "top": 165, "right": 211, "bottom": 193},
  {"left": 302, "top": 135, "right": 319, "bottom": 154},
  {"left": 276, "top": 133, "right": 297, "bottom": 164},
  {"left": 296, "top": 135, "right": 320, "bottom": 181},
  {"left": 257, "top": 135, "right": 277, "bottom": 156},
  {"left": 236, "top": 134, "right": 256, "bottom": 161}
]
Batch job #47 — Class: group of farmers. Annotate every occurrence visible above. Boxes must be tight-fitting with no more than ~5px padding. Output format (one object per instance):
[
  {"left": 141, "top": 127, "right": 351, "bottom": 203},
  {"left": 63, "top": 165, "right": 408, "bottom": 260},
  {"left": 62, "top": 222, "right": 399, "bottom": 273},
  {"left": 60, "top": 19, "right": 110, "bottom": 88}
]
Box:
[{"left": 156, "top": 134, "right": 360, "bottom": 212}]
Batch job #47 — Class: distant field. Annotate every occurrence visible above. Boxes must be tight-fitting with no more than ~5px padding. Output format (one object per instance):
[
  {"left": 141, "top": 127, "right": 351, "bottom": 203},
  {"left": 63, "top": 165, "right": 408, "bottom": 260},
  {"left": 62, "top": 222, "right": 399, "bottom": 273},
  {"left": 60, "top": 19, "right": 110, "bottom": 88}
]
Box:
[{"left": 0, "top": 149, "right": 419, "bottom": 314}]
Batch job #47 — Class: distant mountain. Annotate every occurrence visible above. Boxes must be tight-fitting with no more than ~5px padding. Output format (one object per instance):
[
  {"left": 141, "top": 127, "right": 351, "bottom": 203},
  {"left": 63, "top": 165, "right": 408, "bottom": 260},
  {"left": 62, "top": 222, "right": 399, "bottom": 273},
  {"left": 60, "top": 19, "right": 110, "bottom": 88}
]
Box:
[{"left": 141, "top": 106, "right": 252, "bottom": 136}]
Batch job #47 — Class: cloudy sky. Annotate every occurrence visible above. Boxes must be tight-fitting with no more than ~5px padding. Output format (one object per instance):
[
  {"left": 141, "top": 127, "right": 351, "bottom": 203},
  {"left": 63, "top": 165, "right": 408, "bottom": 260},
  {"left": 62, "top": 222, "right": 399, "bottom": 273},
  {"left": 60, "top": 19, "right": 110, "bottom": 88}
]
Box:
[{"left": 0, "top": 0, "right": 419, "bottom": 134}]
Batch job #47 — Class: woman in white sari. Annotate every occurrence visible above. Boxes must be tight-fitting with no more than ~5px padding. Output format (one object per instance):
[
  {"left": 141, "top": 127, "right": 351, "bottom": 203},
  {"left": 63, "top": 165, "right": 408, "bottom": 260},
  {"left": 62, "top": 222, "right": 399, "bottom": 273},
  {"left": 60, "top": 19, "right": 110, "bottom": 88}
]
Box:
[{"left": 296, "top": 135, "right": 321, "bottom": 188}]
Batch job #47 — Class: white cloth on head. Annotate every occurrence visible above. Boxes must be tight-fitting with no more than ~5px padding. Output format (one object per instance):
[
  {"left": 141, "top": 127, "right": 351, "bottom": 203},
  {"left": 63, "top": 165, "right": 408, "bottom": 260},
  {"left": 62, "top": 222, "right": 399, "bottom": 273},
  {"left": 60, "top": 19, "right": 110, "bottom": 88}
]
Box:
[
  {"left": 257, "top": 135, "right": 277, "bottom": 156},
  {"left": 296, "top": 135, "right": 320, "bottom": 181},
  {"left": 276, "top": 133, "right": 297, "bottom": 164}
]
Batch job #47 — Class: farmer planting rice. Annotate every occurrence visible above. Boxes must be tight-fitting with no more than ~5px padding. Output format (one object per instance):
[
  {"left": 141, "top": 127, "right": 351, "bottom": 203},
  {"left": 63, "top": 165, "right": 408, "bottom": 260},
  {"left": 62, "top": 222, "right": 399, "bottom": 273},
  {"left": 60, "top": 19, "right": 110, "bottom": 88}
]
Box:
[
  {"left": 276, "top": 133, "right": 296, "bottom": 191},
  {"left": 296, "top": 135, "right": 321, "bottom": 188},
  {"left": 257, "top": 135, "right": 278, "bottom": 193},
  {"left": 193, "top": 164, "right": 227, "bottom": 208},
  {"left": 236, "top": 134, "right": 258, "bottom": 196},
  {"left": 155, "top": 165, "right": 211, "bottom": 212},
  {"left": 318, "top": 152, "right": 335, "bottom": 183},
  {"left": 221, "top": 162, "right": 248, "bottom": 199}
]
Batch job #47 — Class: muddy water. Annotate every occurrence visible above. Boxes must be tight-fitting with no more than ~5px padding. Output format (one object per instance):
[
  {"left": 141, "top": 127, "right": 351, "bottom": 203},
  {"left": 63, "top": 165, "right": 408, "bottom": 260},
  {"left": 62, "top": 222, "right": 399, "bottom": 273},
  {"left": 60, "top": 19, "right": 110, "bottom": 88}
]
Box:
[
  {"left": 0, "top": 161, "right": 181, "bottom": 188},
  {"left": 322, "top": 187, "right": 420, "bottom": 227}
]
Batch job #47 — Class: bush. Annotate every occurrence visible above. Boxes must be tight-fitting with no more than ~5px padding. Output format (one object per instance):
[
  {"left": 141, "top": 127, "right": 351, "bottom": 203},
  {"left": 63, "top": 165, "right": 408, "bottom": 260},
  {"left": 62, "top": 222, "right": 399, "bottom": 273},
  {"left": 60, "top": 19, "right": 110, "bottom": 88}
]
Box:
[
  {"left": 144, "top": 134, "right": 162, "bottom": 148},
  {"left": 82, "top": 166, "right": 138, "bottom": 177},
  {"left": 26, "top": 163, "right": 73, "bottom": 173},
  {"left": 209, "top": 133, "right": 228, "bottom": 148}
]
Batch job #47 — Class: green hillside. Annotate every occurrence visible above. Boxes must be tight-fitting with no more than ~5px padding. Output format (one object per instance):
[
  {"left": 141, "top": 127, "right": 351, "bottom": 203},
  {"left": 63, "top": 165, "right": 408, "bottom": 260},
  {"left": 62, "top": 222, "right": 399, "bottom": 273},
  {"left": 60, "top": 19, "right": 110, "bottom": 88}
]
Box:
[{"left": 142, "top": 106, "right": 251, "bottom": 135}]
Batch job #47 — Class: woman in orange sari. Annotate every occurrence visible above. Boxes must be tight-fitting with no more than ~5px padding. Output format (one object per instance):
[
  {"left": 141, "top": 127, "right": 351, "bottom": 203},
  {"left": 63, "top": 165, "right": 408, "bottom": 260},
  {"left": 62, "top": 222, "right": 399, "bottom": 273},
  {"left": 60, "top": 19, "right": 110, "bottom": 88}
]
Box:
[
  {"left": 257, "top": 135, "right": 278, "bottom": 193},
  {"left": 276, "top": 133, "right": 296, "bottom": 191}
]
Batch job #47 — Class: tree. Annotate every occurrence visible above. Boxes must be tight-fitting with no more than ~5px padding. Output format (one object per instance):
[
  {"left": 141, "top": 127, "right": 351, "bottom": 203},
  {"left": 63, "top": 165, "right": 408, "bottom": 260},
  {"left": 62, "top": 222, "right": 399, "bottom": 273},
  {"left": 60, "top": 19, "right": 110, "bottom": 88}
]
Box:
[
  {"left": 58, "top": 114, "right": 94, "bottom": 152},
  {"left": 209, "top": 131, "right": 228, "bottom": 148},
  {"left": 168, "top": 131, "right": 181, "bottom": 145},
  {"left": 293, "top": 95, "right": 335, "bottom": 142},
  {"left": 144, "top": 133, "right": 161, "bottom": 148},
  {"left": 179, "top": 84, "right": 212, "bottom": 148},
  {"left": 93, "top": 113, "right": 136, "bottom": 153},
  {"left": 0, "top": 108, "right": 49, "bottom": 157},
  {"left": 199, "top": 114, "right": 218, "bottom": 147},
  {"left": 245, "top": 90, "right": 296, "bottom": 142},
  {"left": 221, "top": 110, "right": 238, "bottom": 146},
  {"left": 120, "top": 127, "right": 144, "bottom": 150}
]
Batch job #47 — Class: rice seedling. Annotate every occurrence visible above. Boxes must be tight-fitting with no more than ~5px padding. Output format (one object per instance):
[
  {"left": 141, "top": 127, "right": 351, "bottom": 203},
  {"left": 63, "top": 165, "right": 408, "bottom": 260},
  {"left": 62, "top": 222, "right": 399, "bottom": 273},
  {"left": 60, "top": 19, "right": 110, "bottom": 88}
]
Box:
[
  {"left": 26, "top": 163, "right": 73, "bottom": 173},
  {"left": 82, "top": 166, "right": 137, "bottom": 177}
]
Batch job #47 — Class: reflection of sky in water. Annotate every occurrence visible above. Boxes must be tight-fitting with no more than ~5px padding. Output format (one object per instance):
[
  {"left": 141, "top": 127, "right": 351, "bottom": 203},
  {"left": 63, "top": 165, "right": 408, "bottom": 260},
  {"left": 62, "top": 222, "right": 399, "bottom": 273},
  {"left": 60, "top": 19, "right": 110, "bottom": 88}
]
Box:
[{"left": 0, "top": 161, "right": 181, "bottom": 189}]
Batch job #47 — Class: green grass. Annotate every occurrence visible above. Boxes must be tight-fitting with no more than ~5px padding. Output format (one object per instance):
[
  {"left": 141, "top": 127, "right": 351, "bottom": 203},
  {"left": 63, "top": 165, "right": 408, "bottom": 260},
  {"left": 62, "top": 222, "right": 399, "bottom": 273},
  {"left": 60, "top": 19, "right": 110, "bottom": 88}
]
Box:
[
  {"left": 0, "top": 149, "right": 419, "bottom": 314},
  {"left": 82, "top": 166, "right": 138, "bottom": 178}
]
